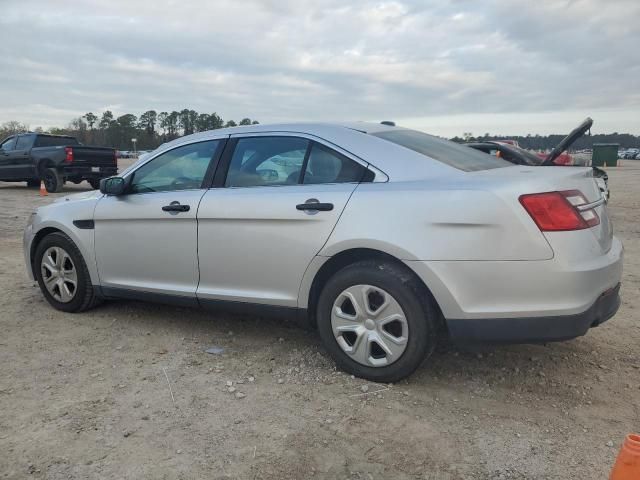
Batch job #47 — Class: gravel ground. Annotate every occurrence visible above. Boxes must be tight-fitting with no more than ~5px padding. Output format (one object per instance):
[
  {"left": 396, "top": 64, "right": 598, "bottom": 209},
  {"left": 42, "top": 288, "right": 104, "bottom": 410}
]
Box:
[{"left": 1, "top": 163, "right": 639, "bottom": 479}]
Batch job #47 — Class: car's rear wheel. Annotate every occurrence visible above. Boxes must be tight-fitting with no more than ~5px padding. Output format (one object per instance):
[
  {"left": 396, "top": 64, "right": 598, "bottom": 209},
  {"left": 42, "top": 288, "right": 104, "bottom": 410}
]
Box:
[
  {"left": 34, "top": 232, "right": 100, "bottom": 313},
  {"left": 43, "top": 168, "right": 63, "bottom": 193},
  {"left": 88, "top": 179, "right": 101, "bottom": 190},
  {"left": 317, "top": 260, "right": 437, "bottom": 382}
]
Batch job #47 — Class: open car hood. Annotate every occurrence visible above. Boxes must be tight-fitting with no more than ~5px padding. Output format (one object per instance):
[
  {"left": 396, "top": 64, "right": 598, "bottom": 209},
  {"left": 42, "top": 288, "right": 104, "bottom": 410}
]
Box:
[{"left": 542, "top": 117, "right": 593, "bottom": 165}]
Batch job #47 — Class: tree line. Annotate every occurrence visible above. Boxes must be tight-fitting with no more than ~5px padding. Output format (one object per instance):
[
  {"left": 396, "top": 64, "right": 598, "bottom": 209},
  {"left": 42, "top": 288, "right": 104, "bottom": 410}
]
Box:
[
  {"left": 1, "top": 116, "right": 639, "bottom": 151},
  {"left": 0, "top": 110, "right": 259, "bottom": 151}
]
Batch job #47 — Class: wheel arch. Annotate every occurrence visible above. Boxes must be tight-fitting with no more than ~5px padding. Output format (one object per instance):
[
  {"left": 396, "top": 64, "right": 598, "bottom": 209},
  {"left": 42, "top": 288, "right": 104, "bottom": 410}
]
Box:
[
  {"left": 36, "top": 158, "right": 56, "bottom": 177},
  {"left": 30, "top": 227, "right": 63, "bottom": 277},
  {"left": 301, "top": 247, "right": 446, "bottom": 331},
  {"left": 29, "top": 223, "right": 100, "bottom": 286}
]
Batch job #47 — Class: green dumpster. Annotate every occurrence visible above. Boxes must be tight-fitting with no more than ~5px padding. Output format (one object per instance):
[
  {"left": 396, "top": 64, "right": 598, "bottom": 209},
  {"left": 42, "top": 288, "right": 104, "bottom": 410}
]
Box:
[{"left": 592, "top": 143, "right": 619, "bottom": 167}]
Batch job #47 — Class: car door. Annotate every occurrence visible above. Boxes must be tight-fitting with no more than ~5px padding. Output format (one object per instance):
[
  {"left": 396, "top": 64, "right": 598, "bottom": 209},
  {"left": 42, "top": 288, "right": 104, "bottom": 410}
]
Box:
[
  {"left": 93, "top": 138, "right": 225, "bottom": 302},
  {"left": 196, "top": 133, "right": 373, "bottom": 307},
  {"left": 0, "top": 136, "right": 16, "bottom": 178},
  {"left": 11, "top": 134, "right": 35, "bottom": 178}
]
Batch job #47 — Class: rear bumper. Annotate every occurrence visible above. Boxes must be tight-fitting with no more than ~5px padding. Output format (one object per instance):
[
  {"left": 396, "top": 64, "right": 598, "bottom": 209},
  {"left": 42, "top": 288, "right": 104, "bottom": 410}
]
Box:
[
  {"left": 404, "top": 235, "right": 623, "bottom": 344},
  {"left": 447, "top": 283, "right": 620, "bottom": 344},
  {"left": 63, "top": 165, "right": 117, "bottom": 179}
]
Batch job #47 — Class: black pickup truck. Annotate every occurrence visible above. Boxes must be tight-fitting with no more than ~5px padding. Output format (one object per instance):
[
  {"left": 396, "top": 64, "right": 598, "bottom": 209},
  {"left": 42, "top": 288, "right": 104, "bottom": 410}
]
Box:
[{"left": 0, "top": 133, "right": 117, "bottom": 192}]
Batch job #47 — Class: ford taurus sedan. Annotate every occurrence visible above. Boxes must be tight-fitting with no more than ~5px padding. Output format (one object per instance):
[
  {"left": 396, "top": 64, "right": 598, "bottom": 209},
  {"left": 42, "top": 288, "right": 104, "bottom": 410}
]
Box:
[{"left": 24, "top": 122, "right": 623, "bottom": 382}]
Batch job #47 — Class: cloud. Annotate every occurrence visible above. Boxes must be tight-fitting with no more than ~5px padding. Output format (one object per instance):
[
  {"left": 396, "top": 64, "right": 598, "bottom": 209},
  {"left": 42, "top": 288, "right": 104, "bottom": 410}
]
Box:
[{"left": 0, "top": 0, "right": 638, "bottom": 135}]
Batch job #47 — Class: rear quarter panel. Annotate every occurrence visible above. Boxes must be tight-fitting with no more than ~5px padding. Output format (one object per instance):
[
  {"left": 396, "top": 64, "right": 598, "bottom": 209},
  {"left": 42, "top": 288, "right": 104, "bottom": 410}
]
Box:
[{"left": 320, "top": 180, "right": 554, "bottom": 261}]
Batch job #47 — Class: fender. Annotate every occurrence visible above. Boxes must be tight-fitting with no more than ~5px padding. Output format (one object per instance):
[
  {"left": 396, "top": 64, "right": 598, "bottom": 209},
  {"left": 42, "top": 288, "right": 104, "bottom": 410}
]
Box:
[{"left": 27, "top": 193, "right": 101, "bottom": 285}]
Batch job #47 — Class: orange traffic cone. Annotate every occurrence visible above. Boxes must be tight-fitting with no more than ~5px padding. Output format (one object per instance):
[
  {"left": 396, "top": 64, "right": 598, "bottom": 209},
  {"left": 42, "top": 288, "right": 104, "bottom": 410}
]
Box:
[
  {"left": 39, "top": 180, "right": 47, "bottom": 196},
  {"left": 610, "top": 434, "right": 640, "bottom": 479}
]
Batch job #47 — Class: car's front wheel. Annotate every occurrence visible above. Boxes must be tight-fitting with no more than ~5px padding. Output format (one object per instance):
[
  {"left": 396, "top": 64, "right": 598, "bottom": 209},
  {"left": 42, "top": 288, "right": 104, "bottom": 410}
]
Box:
[
  {"left": 34, "top": 232, "right": 100, "bottom": 313},
  {"left": 317, "top": 260, "right": 438, "bottom": 383}
]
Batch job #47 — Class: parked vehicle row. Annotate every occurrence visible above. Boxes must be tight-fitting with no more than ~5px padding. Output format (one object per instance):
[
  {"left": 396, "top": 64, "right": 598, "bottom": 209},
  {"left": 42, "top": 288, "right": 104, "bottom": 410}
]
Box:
[
  {"left": 24, "top": 122, "right": 622, "bottom": 381},
  {"left": 619, "top": 148, "right": 640, "bottom": 159},
  {"left": 0, "top": 133, "right": 117, "bottom": 192},
  {"left": 117, "top": 150, "right": 152, "bottom": 159}
]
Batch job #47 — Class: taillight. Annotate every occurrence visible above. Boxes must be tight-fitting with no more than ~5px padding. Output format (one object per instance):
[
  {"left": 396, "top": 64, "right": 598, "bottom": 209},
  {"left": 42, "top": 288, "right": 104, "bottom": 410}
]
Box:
[
  {"left": 519, "top": 190, "right": 600, "bottom": 231},
  {"left": 64, "top": 147, "right": 74, "bottom": 163}
]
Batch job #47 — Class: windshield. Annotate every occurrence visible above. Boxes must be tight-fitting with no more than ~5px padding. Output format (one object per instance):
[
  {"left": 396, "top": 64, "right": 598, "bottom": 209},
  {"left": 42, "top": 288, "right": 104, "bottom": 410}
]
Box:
[{"left": 372, "top": 129, "right": 511, "bottom": 171}]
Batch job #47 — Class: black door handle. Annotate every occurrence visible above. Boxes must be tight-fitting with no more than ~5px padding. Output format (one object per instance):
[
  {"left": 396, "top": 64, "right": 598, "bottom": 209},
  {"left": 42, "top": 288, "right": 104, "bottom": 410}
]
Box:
[
  {"left": 162, "top": 203, "right": 190, "bottom": 212},
  {"left": 296, "top": 200, "right": 334, "bottom": 211}
]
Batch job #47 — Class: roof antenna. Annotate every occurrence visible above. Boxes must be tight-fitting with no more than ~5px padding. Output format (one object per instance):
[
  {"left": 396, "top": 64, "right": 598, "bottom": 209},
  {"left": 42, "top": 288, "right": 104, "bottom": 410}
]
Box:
[{"left": 380, "top": 121, "right": 396, "bottom": 126}]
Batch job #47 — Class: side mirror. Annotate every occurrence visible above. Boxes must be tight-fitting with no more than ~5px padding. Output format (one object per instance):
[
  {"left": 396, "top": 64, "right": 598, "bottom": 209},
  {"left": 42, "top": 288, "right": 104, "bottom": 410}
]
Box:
[{"left": 99, "top": 177, "right": 126, "bottom": 196}]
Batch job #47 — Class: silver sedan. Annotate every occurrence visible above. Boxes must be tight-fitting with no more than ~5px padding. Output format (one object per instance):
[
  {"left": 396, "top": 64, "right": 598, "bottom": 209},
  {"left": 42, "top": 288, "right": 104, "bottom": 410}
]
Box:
[{"left": 24, "top": 122, "right": 623, "bottom": 381}]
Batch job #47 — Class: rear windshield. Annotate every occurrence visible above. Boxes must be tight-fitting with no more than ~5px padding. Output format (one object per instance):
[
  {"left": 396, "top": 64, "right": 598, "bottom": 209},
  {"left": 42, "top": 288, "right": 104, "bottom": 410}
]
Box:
[
  {"left": 34, "top": 135, "right": 79, "bottom": 148},
  {"left": 372, "top": 129, "right": 511, "bottom": 171}
]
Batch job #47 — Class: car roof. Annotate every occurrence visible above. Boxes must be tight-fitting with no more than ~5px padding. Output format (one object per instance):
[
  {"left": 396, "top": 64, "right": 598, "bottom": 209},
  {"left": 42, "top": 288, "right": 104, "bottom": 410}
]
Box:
[
  {"left": 138, "top": 121, "right": 476, "bottom": 181},
  {"left": 163, "top": 121, "right": 398, "bottom": 141}
]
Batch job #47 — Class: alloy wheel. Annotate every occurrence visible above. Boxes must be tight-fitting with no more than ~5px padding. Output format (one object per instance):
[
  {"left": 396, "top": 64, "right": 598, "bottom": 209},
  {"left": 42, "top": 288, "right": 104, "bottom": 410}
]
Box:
[{"left": 41, "top": 246, "right": 78, "bottom": 303}]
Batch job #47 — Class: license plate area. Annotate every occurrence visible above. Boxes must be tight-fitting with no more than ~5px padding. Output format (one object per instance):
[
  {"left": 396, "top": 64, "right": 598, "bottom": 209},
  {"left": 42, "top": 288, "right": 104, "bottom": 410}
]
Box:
[{"left": 91, "top": 167, "right": 100, "bottom": 173}]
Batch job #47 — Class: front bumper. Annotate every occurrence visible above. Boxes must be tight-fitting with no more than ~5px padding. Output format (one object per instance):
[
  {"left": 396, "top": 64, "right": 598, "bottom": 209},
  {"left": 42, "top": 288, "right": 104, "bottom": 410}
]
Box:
[
  {"left": 23, "top": 221, "right": 35, "bottom": 281},
  {"left": 446, "top": 283, "right": 620, "bottom": 344}
]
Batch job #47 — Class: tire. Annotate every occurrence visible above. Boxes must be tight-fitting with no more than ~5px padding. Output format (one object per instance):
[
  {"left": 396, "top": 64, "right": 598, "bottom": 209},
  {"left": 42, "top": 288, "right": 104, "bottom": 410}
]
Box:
[
  {"left": 316, "top": 260, "right": 438, "bottom": 383},
  {"left": 43, "top": 168, "right": 64, "bottom": 193},
  {"left": 34, "top": 232, "right": 101, "bottom": 313},
  {"left": 88, "top": 179, "right": 101, "bottom": 190},
  {"left": 26, "top": 179, "right": 40, "bottom": 188}
]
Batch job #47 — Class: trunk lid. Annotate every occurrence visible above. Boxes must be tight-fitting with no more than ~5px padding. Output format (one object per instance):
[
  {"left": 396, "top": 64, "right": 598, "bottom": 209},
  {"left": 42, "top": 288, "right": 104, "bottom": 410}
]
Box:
[
  {"left": 471, "top": 165, "right": 612, "bottom": 253},
  {"left": 543, "top": 117, "right": 593, "bottom": 165}
]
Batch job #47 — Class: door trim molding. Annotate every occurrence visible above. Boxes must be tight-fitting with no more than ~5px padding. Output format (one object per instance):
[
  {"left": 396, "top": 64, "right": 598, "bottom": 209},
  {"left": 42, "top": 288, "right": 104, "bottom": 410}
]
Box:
[{"left": 98, "top": 286, "right": 311, "bottom": 327}]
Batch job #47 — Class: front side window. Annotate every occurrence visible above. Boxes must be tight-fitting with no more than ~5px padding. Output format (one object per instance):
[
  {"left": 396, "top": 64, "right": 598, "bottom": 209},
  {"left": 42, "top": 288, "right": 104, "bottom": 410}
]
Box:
[
  {"left": 15, "top": 135, "right": 32, "bottom": 150},
  {"left": 225, "top": 137, "right": 309, "bottom": 187},
  {"left": 130, "top": 140, "right": 219, "bottom": 193},
  {"left": 1, "top": 137, "right": 15, "bottom": 151},
  {"left": 303, "top": 143, "right": 370, "bottom": 184}
]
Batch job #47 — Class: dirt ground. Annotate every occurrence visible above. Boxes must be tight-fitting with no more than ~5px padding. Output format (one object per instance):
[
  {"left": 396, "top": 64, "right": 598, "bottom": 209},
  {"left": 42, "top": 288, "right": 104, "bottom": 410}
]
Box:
[{"left": 1, "top": 162, "right": 639, "bottom": 480}]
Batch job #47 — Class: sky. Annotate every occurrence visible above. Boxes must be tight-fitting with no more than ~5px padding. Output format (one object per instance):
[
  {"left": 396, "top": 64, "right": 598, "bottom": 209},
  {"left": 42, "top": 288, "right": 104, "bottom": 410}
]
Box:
[{"left": 1, "top": 0, "right": 639, "bottom": 137}]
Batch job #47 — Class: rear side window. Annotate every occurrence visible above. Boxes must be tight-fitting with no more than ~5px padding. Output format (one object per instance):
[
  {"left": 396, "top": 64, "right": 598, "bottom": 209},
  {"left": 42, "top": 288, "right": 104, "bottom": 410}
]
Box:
[
  {"left": 225, "top": 137, "right": 374, "bottom": 187},
  {"left": 34, "top": 136, "right": 80, "bottom": 148},
  {"left": 303, "top": 143, "right": 370, "bottom": 184},
  {"left": 15, "top": 136, "right": 32, "bottom": 150},
  {"left": 225, "top": 137, "right": 309, "bottom": 187},
  {"left": 372, "top": 129, "right": 511, "bottom": 171}
]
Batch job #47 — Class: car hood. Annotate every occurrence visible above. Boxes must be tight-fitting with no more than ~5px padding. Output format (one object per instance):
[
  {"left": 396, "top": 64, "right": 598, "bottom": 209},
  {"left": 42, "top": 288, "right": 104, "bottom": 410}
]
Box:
[
  {"left": 52, "top": 189, "right": 103, "bottom": 204},
  {"left": 543, "top": 117, "right": 593, "bottom": 165}
]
